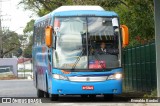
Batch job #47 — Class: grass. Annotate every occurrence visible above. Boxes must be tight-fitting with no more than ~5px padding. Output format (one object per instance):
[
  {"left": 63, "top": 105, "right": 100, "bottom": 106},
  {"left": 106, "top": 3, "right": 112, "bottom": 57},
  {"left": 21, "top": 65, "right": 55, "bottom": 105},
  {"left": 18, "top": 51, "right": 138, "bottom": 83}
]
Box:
[
  {"left": 122, "top": 85, "right": 158, "bottom": 97},
  {"left": 18, "top": 70, "right": 32, "bottom": 72},
  {"left": 143, "top": 89, "right": 157, "bottom": 97},
  {"left": 0, "top": 73, "right": 19, "bottom": 80}
]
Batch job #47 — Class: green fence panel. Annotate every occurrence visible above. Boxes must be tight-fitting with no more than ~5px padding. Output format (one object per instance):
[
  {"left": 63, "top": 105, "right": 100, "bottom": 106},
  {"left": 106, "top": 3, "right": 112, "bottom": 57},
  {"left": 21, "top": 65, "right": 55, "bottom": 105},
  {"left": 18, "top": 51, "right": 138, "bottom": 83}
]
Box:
[{"left": 123, "top": 42, "right": 157, "bottom": 92}]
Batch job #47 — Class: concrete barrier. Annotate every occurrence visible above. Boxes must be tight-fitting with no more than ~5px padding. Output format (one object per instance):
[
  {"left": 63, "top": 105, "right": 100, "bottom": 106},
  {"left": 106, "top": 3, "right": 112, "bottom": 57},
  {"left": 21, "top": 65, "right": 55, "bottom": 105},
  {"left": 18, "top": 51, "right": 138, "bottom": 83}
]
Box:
[{"left": 0, "top": 58, "right": 18, "bottom": 76}]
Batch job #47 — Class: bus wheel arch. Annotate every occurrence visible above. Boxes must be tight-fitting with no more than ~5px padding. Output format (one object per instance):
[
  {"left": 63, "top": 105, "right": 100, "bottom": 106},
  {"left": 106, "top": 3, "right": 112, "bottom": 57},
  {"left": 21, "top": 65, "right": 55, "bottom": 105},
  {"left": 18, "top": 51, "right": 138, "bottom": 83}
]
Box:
[{"left": 36, "top": 73, "right": 44, "bottom": 98}]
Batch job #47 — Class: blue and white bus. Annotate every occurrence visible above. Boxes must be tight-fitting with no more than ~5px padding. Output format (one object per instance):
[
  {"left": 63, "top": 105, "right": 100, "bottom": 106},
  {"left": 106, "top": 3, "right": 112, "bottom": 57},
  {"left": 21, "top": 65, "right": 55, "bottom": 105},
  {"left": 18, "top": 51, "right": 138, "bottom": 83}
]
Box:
[{"left": 32, "top": 6, "right": 129, "bottom": 101}]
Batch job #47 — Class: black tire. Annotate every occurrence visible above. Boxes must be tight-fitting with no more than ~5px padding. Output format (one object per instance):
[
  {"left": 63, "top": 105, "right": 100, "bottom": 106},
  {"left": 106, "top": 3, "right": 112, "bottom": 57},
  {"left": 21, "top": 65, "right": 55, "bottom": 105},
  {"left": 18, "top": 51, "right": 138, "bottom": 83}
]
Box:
[
  {"left": 81, "top": 94, "right": 88, "bottom": 98},
  {"left": 104, "top": 94, "right": 114, "bottom": 101},
  {"left": 89, "top": 94, "right": 96, "bottom": 99},
  {"left": 45, "top": 75, "right": 49, "bottom": 98},
  {"left": 35, "top": 73, "right": 38, "bottom": 88},
  {"left": 36, "top": 73, "right": 44, "bottom": 98},
  {"left": 50, "top": 94, "right": 59, "bottom": 101},
  {"left": 37, "top": 89, "right": 44, "bottom": 98},
  {"left": 44, "top": 92, "right": 49, "bottom": 98}
]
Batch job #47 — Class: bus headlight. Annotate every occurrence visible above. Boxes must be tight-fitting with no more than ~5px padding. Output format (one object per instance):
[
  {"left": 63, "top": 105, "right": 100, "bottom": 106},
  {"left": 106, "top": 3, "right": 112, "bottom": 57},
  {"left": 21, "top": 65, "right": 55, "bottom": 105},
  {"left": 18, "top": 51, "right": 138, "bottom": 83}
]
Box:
[
  {"left": 108, "top": 73, "right": 122, "bottom": 80},
  {"left": 53, "top": 74, "right": 68, "bottom": 80}
]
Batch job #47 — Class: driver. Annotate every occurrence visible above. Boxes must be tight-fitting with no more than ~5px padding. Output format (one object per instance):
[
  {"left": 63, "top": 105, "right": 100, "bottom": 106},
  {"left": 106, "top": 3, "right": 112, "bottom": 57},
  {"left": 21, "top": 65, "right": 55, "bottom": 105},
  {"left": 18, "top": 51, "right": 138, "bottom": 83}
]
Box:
[{"left": 96, "top": 42, "right": 119, "bottom": 55}]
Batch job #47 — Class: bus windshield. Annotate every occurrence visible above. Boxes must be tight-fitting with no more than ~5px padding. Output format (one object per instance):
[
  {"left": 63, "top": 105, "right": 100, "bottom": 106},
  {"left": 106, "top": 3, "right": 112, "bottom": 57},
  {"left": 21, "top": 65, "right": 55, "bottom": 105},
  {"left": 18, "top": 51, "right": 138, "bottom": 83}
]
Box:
[{"left": 53, "top": 17, "right": 120, "bottom": 71}]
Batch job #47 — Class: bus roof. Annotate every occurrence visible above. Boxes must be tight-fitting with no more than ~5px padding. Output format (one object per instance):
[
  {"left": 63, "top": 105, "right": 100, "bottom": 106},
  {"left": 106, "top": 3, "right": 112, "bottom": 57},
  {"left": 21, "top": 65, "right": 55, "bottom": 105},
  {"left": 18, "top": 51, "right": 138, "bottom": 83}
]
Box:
[
  {"left": 35, "top": 6, "right": 118, "bottom": 24},
  {"left": 54, "top": 6, "right": 105, "bottom": 12}
]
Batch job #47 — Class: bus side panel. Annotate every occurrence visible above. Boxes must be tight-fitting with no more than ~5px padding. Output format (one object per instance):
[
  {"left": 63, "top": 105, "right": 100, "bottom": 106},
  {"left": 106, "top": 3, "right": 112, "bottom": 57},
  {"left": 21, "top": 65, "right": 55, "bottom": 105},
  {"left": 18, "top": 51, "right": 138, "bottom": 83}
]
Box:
[
  {"left": 33, "top": 16, "right": 52, "bottom": 92},
  {"left": 33, "top": 45, "right": 49, "bottom": 91},
  {"left": 32, "top": 45, "right": 37, "bottom": 88}
]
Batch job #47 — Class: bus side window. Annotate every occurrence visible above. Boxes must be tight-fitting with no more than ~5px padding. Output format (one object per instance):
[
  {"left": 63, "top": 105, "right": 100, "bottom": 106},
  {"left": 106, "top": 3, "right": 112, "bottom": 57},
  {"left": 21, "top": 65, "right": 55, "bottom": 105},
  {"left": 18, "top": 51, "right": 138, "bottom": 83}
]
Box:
[
  {"left": 42, "top": 21, "right": 46, "bottom": 44},
  {"left": 39, "top": 23, "right": 42, "bottom": 45},
  {"left": 40, "top": 23, "right": 43, "bottom": 45},
  {"left": 33, "top": 26, "right": 36, "bottom": 46},
  {"left": 34, "top": 25, "right": 38, "bottom": 46},
  {"left": 40, "top": 21, "right": 44, "bottom": 44}
]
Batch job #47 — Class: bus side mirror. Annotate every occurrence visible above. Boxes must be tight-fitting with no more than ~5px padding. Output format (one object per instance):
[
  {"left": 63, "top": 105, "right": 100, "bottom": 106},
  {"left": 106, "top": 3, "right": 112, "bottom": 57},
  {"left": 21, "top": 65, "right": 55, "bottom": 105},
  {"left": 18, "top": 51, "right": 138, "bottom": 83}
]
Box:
[
  {"left": 45, "top": 26, "right": 53, "bottom": 47},
  {"left": 121, "top": 25, "right": 129, "bottom": 47}
]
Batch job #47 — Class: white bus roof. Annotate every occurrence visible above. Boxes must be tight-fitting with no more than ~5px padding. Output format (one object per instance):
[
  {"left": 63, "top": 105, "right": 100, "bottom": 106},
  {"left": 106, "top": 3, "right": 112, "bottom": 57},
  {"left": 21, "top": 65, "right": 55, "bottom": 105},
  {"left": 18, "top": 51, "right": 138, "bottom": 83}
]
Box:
[{"left": 54, "top": 6, "right": 105, "bottom": 12}]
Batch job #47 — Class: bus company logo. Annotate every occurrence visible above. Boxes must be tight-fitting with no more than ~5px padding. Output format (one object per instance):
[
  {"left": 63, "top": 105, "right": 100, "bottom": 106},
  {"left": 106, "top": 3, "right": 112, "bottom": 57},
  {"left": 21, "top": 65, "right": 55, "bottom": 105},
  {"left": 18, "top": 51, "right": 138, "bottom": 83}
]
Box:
[
  {"left": 2, "top": 98, "right": 11, "bottom": 103},
  {"left": 86, "top": 77, "right": 90, "bottom": 81}
]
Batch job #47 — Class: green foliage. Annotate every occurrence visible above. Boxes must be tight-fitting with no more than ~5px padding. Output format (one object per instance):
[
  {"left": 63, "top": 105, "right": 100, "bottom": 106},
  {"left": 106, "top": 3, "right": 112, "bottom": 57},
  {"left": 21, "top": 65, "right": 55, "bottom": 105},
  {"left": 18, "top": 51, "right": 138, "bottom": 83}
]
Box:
[
  {"left": 18, "top": 69, "right": 32, "bottom": 72},
  {"left": 143, "top": 89, "right": 157, "bottom": 97},
  {"left": 115, "top": 0, "right": 154, "bottom": 46},
  {"left": 16, "top": 48, "right": 23, "bottom": 57},
  {"left": 0, "top": 29, "right": 21, "bottom": 58},
  {"left": 23, "top": 35, "right": 33, "bottom": 58},
  {"left": 19, "top": 0, "right": 73, "bottom": 16},
  {"left": 23, "top": 19, "right": 35, "bottom": 58},
  {"left": 23, "top": 19, "right": 35, "bottom": 34},
  {"left": 23, "top": 47, "right": 32, "bottom": 58}
]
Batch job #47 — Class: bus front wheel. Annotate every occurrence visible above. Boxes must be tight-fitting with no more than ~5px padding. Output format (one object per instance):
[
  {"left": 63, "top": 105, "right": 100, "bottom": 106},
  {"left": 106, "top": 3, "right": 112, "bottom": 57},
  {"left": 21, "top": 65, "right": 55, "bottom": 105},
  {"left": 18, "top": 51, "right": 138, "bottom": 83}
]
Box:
[
  {"left": 81, "top": 94, "right": 88, "bottom": 98},
  {"left": 50, "top": 94, "right": 59, "bottom": 101},
  {"left": 104, "top": 94, "right": 114, "bottom": 101},
  {"left": 89, "top": 94, "right": 96, "bottom": 99}
]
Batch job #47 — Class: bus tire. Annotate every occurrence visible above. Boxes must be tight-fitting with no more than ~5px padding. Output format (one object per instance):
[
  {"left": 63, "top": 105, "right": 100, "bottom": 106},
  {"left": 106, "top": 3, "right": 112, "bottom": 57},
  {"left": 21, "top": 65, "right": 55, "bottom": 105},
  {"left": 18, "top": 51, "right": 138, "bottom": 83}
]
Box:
[
  {"left": 45, "top": 75, "right": 49, "bottom": 98},
  {"left": 35, "top": 73, "right": 38, "bottom": 88},
  {"left": 36, "top": 73, "right": 44, "bottom": 98},
  {"left": 81, "top": 94, "right": 88, "bottom": 98},
  {"left": 44, "top": 92, "right": 49, "bottom": 98},
  {"left": 37, "top": 89, "right": 44, "bottom": 98},
  {"left": 50, "top": 94, "right": 59, "bottom": 101},
  {"left": 104, "top": 94, "right": 114, "bottom": 101},
  {"left": 89, "top": 94, "right": 96, "bottom": 99}
]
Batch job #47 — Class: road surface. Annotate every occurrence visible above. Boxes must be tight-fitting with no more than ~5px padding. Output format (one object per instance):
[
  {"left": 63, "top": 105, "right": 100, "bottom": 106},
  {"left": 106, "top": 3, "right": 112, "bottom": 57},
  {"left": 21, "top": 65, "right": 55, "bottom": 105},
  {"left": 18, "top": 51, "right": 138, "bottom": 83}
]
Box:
[
  {"left": 0, "top": 79, "right": 36, "bottom": 97},
  {"left": 0, "top": 79, "right": 159, "bottom": 106}
]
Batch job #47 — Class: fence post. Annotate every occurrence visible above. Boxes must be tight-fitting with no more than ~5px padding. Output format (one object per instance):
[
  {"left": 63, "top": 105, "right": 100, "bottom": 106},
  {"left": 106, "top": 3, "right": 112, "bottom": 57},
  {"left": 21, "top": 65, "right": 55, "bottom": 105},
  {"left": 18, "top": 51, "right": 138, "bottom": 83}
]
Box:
[{"left": 154, "top": 0, "right": 160, "bottom": 97}]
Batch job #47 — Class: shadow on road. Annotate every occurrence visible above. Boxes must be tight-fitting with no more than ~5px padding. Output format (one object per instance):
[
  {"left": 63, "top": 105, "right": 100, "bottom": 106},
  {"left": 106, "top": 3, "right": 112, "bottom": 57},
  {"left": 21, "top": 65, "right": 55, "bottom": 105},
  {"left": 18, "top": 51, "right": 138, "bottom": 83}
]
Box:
[{"left": 41, "top": 95, "right": 131, "bottom": 103}]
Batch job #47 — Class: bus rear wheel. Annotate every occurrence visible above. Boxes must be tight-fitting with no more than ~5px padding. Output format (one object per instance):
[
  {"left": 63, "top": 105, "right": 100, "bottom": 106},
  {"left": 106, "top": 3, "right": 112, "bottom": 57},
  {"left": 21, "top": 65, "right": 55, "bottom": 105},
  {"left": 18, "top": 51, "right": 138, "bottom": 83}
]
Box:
[
  {"left": 50, "top": 94, "right": 59, "bottom": 101},
  {"left": 44, "top": 92, "right": 49, "bottom": 98},
  {"left": 37, "top": 89, "right": 44, "bottom": 98}
]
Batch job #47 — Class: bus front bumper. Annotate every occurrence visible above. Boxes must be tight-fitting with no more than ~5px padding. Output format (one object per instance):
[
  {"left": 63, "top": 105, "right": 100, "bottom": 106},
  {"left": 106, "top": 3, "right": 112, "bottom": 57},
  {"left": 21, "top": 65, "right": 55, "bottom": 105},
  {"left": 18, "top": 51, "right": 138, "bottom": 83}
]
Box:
[{"left": 50, "top": 79, "right": 122, "bottom": 95}]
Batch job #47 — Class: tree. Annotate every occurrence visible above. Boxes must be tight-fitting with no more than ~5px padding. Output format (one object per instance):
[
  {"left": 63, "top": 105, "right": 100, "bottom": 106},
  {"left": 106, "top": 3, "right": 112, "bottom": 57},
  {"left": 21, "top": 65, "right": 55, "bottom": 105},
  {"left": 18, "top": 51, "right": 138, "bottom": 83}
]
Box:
[
  {"left": 114, "top": 0, "right": 154, "bottom": 46},
  {"left": 22, "top": 20, "right": 34, "bottom": 58},
  {"left": 0, "top": 29, "right": 21, "bottom": 58},
  {"left": 23, "top": 35, "right": 33, "bottom": 58},
  {"left": 19, "top": 0, "right": 73, "bottom": 16},
  {"left": 23, "top": 19, "right": 35, "bottom": 34}
]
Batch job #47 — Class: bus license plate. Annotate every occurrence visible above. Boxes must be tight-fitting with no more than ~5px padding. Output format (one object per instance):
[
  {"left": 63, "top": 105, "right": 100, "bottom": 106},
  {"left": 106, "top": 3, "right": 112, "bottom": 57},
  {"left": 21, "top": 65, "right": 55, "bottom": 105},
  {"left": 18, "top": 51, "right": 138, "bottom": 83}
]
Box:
[{"left": 82, "top": 86, "right": 94, "bottom": 90}]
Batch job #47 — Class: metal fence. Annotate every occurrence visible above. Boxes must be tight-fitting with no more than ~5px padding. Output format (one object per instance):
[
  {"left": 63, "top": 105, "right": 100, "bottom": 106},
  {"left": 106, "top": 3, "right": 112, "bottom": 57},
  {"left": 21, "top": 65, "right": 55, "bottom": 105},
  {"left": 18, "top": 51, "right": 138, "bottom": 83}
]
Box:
[{"left": 122, "top": 42, "right": 157, "bottom": 92}]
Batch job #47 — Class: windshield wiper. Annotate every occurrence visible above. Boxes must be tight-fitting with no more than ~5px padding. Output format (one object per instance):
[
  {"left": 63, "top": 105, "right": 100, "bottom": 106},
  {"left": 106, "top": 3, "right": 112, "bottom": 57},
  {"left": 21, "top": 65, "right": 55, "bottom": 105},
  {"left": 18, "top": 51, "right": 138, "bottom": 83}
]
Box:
[{"left": 71, "top": 48, "right": 85, "bottom": 70}]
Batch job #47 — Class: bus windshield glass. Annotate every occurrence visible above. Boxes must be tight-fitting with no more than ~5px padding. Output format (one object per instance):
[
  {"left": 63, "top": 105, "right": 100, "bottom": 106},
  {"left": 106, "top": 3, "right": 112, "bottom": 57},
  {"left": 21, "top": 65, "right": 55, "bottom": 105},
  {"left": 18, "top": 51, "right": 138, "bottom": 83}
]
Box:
[{"left": 53, "top": 17, "right": 120, "bottom": 70}]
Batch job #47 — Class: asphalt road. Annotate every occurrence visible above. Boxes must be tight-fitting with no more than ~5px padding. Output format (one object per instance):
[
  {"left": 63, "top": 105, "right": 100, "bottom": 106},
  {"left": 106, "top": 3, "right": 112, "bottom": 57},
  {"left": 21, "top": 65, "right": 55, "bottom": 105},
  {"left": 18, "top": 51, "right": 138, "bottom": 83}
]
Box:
[
  {"left": 0, "top": 79, "right": 159, "bottom": 106},
  {"left": 0, "top": 80, "right": 36, "bottom": 97}
]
